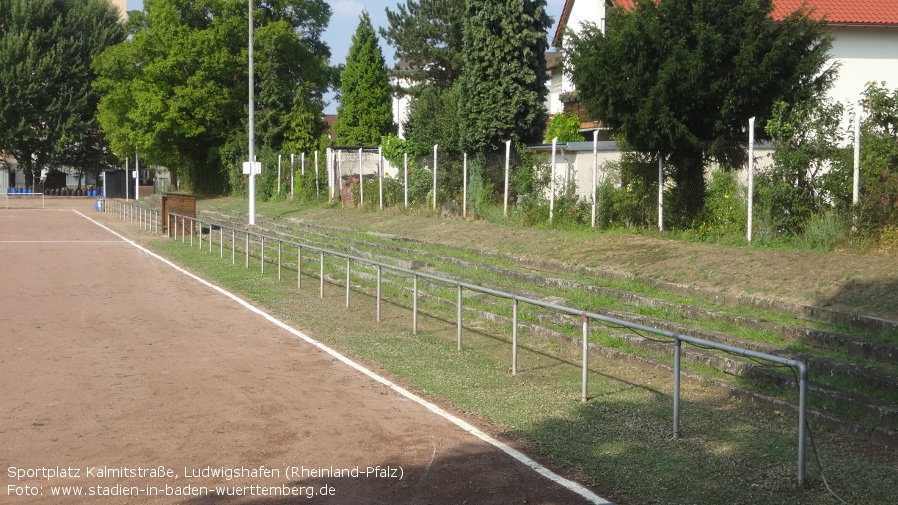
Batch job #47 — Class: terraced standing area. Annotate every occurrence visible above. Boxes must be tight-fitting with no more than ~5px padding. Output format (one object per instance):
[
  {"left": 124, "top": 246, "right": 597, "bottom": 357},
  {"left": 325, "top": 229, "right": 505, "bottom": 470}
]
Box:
[
  {"left": 131, "top": 196, "right": 898, "bottom": 504},
  {"left": 195, "top": 203, "right": 898, "bottom": 449}
]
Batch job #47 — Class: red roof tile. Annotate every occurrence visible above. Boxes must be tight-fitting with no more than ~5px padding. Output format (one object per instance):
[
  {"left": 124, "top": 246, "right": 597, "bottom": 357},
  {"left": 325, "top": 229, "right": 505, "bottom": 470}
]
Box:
[
  {"left": 555, "top": 0, "right": 898, "bottom": 43},
  {"left": 773, "top": 0, "right": 898, "bottom": 26}
]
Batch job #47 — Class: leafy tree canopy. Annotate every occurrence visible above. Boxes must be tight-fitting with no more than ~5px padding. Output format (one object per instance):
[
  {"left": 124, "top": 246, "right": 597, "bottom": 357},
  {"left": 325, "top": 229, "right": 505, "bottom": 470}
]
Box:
[
  {"left": 0, "top": 0, "right": 125, "bottom": 185},
  {"left": 566, "top": 0, "right": 835, "bottom": 221},
  {"left": 544, "top": 113, "right": 585, "bottom": 143},
  {"left": 404, "top": 83, "right": 462, "bottom": 156},
  {"left": 458, "top": 0, "right": 552, "bottom": 154},
  {"left": 93, "top": 0, "right": 332, "bottom": 193},
  {"left": 334, "top": 11, "right": 395, "bottom": 146},
  {"left": 380, "top": 0, "right": 465, "bottom": 96}
]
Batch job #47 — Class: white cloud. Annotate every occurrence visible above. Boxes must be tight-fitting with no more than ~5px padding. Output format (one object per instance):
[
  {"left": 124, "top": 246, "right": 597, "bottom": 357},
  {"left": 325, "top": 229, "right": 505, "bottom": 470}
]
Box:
[{"left": 332, "top": 1, "right": 366, "bottom": 19}]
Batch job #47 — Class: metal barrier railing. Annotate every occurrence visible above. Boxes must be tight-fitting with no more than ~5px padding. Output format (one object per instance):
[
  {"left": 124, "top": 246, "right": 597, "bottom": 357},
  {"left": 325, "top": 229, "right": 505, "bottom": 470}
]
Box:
[
  {"left": 104, "top": 199, "right": 162, "bottom": 235},
  {"left": 165, "top": 211, "right": 809, "bottom": 486}
]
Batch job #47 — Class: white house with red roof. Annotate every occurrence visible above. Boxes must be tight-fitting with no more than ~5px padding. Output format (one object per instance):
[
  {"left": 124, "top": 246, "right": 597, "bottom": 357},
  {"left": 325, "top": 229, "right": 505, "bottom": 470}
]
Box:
[{"left": 551, "top": 0, "right": 898, "bottom": 129}]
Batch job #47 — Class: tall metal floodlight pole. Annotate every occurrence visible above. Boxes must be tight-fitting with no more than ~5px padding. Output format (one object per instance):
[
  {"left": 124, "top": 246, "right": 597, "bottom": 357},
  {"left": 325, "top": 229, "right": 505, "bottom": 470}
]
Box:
[{"left": 247, "top": 0, "right": 256, "bottom": 226}]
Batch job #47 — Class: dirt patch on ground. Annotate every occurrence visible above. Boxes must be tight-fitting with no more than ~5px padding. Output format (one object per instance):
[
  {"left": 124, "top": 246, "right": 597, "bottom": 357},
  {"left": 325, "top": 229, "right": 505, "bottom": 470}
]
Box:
[
  {"left": 0, "top": 202, "right": 602, "bottom": 504},
  {"left": 288, "top": 207, "right": 898, "bottom": 323}
]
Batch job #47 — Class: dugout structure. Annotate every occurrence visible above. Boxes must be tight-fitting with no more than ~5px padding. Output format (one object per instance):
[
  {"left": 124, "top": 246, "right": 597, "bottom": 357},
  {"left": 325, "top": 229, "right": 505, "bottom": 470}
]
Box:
[{"left": 161, "top": 193, "right": 196, "bottom": 235}]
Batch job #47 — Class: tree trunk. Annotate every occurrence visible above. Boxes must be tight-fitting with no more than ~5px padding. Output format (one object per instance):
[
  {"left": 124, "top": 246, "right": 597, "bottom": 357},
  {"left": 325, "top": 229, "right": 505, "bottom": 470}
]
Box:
[{"left": 669, "top": 149, "right": 706, "bottom": 227}]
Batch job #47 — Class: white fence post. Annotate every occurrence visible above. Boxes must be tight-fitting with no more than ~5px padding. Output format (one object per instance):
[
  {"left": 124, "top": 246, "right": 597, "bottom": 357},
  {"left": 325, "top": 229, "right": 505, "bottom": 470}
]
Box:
[
  {"left": 463, "top": 152, "right": 468, "bottom": 219},
  {"left": 404, "top": 152, "right": 408, "bottom": 209},
  {"left": 290, "top": 154, "right": 295, "bottom": 196},
  {"left": 853, "top": 113, "right": 860, "bottom": 206},
  {"left": 658, "top": 156, "right": 664, "bottom": 232},
  {"left": 277, "top": 154, "right": 281, "bottom": 194},
  {"left": 433, "top": 144, "right": 438, "bottom": 211},
  {"left": 504, "top": 140, "right": 511, "bottom": 217},
  {"left": 358, "top": 147, "right": 364, "bottom": 207},
  {"left": 550, "top": 137, "right": 557, "bottom": 223},
  {"left": 314, "top": 150, "right": 319, "bottom": 198},
  {"left": 379, "top": 146, "right": 383, "bottom": 210},
  {"left": 747, "top": 117, "right": 755, "bottom": 243},
  {"left": 326, "top": 148, "right": 333, "bottom": 203},
  {"left": 592, "top": 130, "right": 598, "bottom": 229}
]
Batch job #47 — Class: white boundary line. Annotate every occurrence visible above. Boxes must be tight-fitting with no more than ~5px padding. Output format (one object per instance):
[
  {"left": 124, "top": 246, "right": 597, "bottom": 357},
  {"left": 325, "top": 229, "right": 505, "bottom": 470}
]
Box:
[{"left": 73, "top": 210, "right": 613, "bottom": 505}]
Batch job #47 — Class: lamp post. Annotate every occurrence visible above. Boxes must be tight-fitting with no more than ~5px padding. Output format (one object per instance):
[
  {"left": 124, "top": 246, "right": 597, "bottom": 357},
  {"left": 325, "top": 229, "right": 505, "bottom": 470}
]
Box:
[{"left": 247, "top": 0, "right": 256, "bottom": 225}]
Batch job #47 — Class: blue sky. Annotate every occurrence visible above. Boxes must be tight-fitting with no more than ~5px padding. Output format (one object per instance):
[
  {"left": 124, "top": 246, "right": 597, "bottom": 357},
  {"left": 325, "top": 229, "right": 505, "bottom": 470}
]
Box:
[{"left": 126, "top": 1, "right": 566, "bottom": 112}]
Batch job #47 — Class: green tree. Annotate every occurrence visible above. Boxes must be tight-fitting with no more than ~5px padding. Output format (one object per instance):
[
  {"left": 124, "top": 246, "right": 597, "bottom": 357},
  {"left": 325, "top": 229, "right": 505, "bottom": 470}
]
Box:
[
  {"left": 762, "top": 97, "right": 846, "bottom": 235},
  {"left": 255, "top": 2, "right": 332, "bottom": 153},
  {"left": 855, "top": 82, "right": 898, "bottom": 236},
  {"left": 93, "top": 0, "right": 332, "bottom": 194},
  {"left": 380, "top": 0, "right": 465, "bottom": 96},
  {"left": 0, "top": 0, "right": 125, "bottom": 188},
  {"left": 334, "top": 11, "right": 395, "bottom": 146},
  {"left": 566, "top": 0, "right": 835, "bottom": 223},
  {"left": 544, "top": 113, "right": 585, "bottom": 143},
  {"left": 404, "top": 83, "right": 462, "bottom": 156},
  {"left": 458, "top": 0, "right": 552, "bottom": 154}
]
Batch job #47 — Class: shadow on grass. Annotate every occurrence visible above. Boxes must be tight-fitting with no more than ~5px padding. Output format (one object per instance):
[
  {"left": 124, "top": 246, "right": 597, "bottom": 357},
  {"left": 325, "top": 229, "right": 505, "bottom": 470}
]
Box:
[{"left": 813, "top": 277, "right": 898, "bottom": 341}]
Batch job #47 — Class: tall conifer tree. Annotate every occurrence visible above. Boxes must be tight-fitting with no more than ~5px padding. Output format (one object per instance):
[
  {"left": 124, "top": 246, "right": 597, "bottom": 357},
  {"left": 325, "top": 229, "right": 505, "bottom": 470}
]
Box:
[
  {"left": 334, "top": 11, "right": 395, "bottom": 146},
  {"left": 458, "top": 0, "right": 552, "bottom": 154}
]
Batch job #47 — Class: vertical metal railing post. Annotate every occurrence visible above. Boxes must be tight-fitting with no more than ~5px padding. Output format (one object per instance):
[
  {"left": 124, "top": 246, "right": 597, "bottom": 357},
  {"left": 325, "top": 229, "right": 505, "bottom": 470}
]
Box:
[
  {"left": 260, "top": 237, "right": 265, "bottom": 274},
  {"left": 231, "top": 229, "right": 235, "bottom": 264},
  {"left": 798, "top": 366, "right": 808, "bottom": 486},
  {"left": 190, "top": 220, "right": 194, "bottom": 247},
  {"left": 457, "top": 285, "right": 463, "bottom": 350},
  {"left": 277, "top": 240, "right": 281, "bottom": 281},
  {"left": 220, "top": 227, "right": 223, "bottom": 258},
  {"left": 297, "top": 246, "right": 302, "bottom": 289},
  {"left": 376, "top": 265, "right": 382, "bottom": 322},
  {"left": 412, "top": 274, "right": 418, "bottom": 335},
  {"left": 245, "top": 233, "right": 249, "bottom": 268},
  {"left": 198, "top": 221, "right": 202, "bottom": 250},
  {"left": 319, "top": 251, "right": 324, "bottom": 298},
  {"left": 209, "top": 225, "right": 213, "bottom": 254},
  {"left": 512, "top": 299, "right": 518, "bottom": 375},
  {"left": 345, "top": 258, "right": 351, "bottom": 308},
  {"left": 181, "top": 218, "right": 185, "bottom": 243},
  {"left": 673, "top": 337, "right": 681, "bottom": 439},
  {"left": 581, "top": 312, "right": 589, "bottom": 403}
]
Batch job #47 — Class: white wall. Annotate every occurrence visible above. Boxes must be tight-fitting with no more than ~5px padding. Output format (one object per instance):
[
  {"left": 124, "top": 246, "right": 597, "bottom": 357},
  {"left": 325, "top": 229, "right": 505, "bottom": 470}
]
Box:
[
  {"left": 560, "top": 0, "right": 607, "bottom": 94},
  {"left": 546, "top": 61, "right": 564, "bottom": 115},
  {"left": 826, "top": 26, "right": 898, "bottom": 110}
]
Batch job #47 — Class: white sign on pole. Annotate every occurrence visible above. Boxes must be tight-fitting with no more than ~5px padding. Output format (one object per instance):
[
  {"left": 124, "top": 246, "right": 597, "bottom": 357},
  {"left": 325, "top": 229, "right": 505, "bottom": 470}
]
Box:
[{"left": 242, "top": 162, "right": 261, "bottom": 175}]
